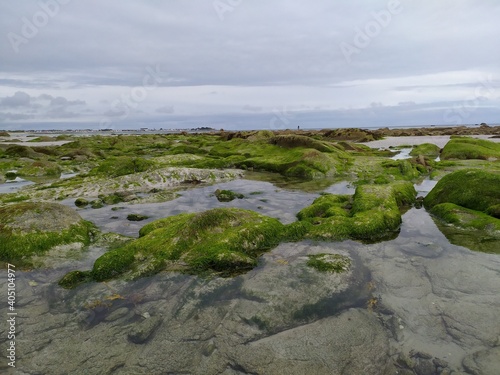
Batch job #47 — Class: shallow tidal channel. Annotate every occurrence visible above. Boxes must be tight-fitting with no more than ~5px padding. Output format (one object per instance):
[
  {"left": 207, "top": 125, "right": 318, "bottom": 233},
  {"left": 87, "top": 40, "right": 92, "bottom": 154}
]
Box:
[{"left": 1, "top": 177, "right": 499, "bottom": 374}]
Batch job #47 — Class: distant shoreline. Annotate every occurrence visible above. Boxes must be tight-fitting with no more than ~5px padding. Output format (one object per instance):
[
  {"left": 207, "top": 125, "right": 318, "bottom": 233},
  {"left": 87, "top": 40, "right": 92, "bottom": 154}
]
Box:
[{"left": 1, "top": 123, "right": 499, "bottom": 136}]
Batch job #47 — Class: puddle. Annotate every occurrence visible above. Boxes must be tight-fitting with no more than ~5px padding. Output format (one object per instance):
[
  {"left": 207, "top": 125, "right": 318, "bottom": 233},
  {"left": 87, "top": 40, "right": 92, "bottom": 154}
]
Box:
[
  {"left": 390, "top": 147, "right": 413, "bottom": 160},
  {"left": 1, "top": 177, "right": 499, "bottom": 374},
  {"left": 0, "top": 177, "right": 35, "bottom": 193},
  {"left": 414, "top": 178, "right": 438, "bottom": 197}
]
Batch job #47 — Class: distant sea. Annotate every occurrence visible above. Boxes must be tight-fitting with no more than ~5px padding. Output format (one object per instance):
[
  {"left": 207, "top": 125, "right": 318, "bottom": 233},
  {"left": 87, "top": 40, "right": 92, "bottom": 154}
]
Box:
[{"left": 2, "top": 123, "right": 498, "bottom": 134}]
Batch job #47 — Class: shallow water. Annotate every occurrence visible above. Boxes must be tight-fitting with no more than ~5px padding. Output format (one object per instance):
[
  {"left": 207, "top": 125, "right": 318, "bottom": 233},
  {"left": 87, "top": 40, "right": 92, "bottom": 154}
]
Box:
[
  {"left": 0, "top": 177, "right": 35, "bottom": 194},
  {"left": 1, "top": 178, "right": 499, "bottom": 374}
]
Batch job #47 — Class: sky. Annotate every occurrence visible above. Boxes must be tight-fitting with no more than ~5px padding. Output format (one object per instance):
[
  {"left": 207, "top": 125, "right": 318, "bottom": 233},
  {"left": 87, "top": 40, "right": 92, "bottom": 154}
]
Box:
[{"left": 0, "top": 0, "right": 499, "bottom": 130}]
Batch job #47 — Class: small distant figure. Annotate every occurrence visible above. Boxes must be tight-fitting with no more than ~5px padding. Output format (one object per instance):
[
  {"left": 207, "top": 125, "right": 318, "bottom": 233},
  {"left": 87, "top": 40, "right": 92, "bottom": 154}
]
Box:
[{"left": 297, "top": 125, "right": 300, "bottom": 130}]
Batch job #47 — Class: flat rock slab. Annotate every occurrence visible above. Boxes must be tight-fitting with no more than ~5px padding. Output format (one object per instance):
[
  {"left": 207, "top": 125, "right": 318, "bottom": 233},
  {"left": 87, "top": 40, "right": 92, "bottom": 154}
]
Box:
[{"left": 127, "top": 316, "right": 163, "bottom": 344}]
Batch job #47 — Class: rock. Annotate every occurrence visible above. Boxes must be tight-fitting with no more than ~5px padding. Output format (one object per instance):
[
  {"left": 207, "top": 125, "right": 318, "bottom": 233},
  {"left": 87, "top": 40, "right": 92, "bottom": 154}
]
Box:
[
  {"left": 74, "top": 198, "right": 89, "bottom": 208},
  {"left": 462, "top": 347, "right": 500, "bottom": 375},
  {"left": 105, "top": 307, "right": 130, "bottom": 322},
  {"left": 214, "top": 189, "right": 244, "bottom": 202},
  {"left": 413, "top": 357, "right": 436, "bottom": 375},
  {"left": 127, "top": 213, "right": 149, "bottom": 221},
  {"left": 127, "top": 316, "right": 162, "bottom": 344},
  {"left": 90, "top": 199, "right": 104, "bottom": 209},
  {"left": 18, "top": 160, "right": 61, "bottom": 177},
  {"left": 296, "top": 181, "right": 416, "bottom": 242},
  {"left": 90, "top": 208, "right": 285, "bottom": 281},
  {"left": 0, "top": 202, "right": 95, "bottom": 266},
  {"left": 58, "top": 270, "right": 92, "bottom": 289}
]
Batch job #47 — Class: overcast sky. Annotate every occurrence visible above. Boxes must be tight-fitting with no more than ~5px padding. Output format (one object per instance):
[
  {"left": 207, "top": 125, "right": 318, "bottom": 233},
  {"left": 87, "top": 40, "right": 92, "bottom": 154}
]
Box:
[{"left": 1, "top": 0, "right": 499, "bottom": 130}]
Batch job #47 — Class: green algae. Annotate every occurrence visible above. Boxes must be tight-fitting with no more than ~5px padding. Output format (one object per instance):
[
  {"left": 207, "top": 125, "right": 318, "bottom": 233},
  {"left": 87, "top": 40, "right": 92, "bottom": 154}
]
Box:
[
  {"left": 307, "top": 253, "right": 351, "bottom": 273},
  {"left": 18, "top": 160, "right": 61, "bottom": 177},
  {"left": 424, "top": 169, "right": 500, "bottom": 213},
  {"left": 214, "top": 189, "right": 244, "bottom": 202},
  {"left": 127, "top": 214, "right": 149, "bottom": 221},
  {"left": 0, "top": 203, "right": 96, "bottom": 266},
  {"left": 430, "top": 203, "right": 500, "bottom": 232},
  {"left": 441, "top": 137, "right": 500, "bottom": 160},
  {"left": 409, "top": 143, "right": 441, "bottom": 158},
  {"left": 89, "top": 208, "right": 285, "bottom": 282},
  {"left": 89, "top": 156, "right": 154, "bottom": 177},
  {"left": 424, "top": 169, "right": 500, "bottom": 253},
  {"left": 296, "top": 182, "right": 416, "bottom": 241},
  {"left": 58, "top": 270, "right": 93, "bottom": 289}
]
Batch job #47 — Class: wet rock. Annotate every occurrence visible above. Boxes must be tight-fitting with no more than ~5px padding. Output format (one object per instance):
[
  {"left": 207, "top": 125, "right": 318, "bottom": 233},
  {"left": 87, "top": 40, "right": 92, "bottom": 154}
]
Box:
[
  {"left": 74, "top": 198, "right": 89, "bottom": 207},
  {"left": 413, "top": 357, "right": 436, "bottom": 375},
  {"left": 105, "top": 307, "right": 130, "bottom": 322},
  {"left": 127, "top": 316, "right": 162, "bottom": 344},
  {"left": 214, "top": 189, "right": 244, "bottom": 202},
  {"left": 462, "top": 347, "right": 500, "bottom": 375},
  {"left": 58, "top": 270, "right": 92, "bottom": 289},
  {"left": 0, "top": 202, "right": 95, "bottom": 266},
  {"left": 90, "top": 199, "right": 104, "bottom": 209},
  {"left": 232, "top": 309, "right": 392, "bottom": 374},
  {"left": 127, "top": 213, "right": 149, "bottom": 221},
  {"left": 90, "top": 208, "right": 285, "bottom": 281}
]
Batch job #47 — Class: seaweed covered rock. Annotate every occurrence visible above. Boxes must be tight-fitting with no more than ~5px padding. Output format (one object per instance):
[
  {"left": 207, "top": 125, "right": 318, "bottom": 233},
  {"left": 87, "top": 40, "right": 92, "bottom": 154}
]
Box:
[
  {"left": 424, "top": 170, "right": 500, "bottom": 245},
  {"left": 89, "top": 208, "right": 285, "bottom": 281},
  {"left": 18, "top": 160, "right": 61, "bottom": 177},
  {"left": 424, "top": 169, "right": 500, "bottom": 215},
  {"left": 206, "top": 136, "right": 351, "bottom": 180},
  {"left": 214, "top": 189, "right": 244, "bottom": 202},
  {"left": 296, "top": 182, "right": 416, "bottom": 241},
  {"left": 409, "top": 143, "right": 441, "bottom": 158},
  {"left": 0, "top": 203, "right": 95, "bottom": 266},
  {"left": 441, "top": 137, "right": 500, "bottom": 160}
]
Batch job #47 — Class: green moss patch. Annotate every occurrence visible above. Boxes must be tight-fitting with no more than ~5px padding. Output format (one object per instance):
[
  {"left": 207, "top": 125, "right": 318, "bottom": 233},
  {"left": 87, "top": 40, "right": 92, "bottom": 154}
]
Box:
[
  {"left": 307, "top": 253, "right": 351, "bottom": 273},
  {"left": 409, "top": 143, "right": 441, "bottom": 158},
  {"left": 214, "top": 189, "right": 244, "bottom": 202},
  {"left": 88, "top": 208, "right": 285, "bottom": 281},
  {"left": 58, "top": 270, "right": 93, "bottom": 289},
  {"left": 296, "top": 182, "right": 416, "bottom": 241},
  {"left": 89, "top": 156, "right": 154, "bottom": 177},
  {"left": 127, "top": 214, "right": 149, "bottom": 221},
  {"left": 18, "top": 160, "right": 61, "bottom": 177},
  {"left": 0, "top": 203, "right": 95, "bottom": 266},
  {"left": 430, "top": 203, "right": 500, "bottom": 232},
  {"left": 441, "top": 137, "right": 500, "bottom": 160},
  {"left": 424, "top": 169, "right": 500, "bottom": 214}
]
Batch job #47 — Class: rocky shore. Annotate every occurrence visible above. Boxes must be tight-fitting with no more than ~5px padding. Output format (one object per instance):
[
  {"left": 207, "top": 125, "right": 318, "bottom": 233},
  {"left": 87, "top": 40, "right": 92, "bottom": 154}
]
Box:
[{"left": 0, "top": 126, "right": 499, "bottom": 374}]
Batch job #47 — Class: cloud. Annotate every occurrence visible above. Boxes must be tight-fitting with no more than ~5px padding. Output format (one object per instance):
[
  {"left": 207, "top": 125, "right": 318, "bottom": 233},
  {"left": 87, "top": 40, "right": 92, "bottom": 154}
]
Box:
[
  {"left": 1, "top": 91, "right": 31, "bottom": 107},
  {"left": 0, "top": 1, "right": 499, "bottom": 128},
  {"left": 156, "top": 105, "right": 175, "bottom": 114},
  {"left": 242, "top": 105, "right": 263, "bottom": 112}
]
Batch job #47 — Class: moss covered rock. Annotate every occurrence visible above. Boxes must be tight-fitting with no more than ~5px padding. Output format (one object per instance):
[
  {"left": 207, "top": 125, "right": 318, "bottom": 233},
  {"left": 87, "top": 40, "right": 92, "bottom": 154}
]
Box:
[
  {"left": 127, "top": 213, "right": 149, "bottom": 221},
  {"left": 18, "top": 160, "right": 61, "bottom": 177},
  {"left": 58, "top": 270, "right": 92, "bottom": 289},
  {"left": 297, "top": 182, "right": 416, "bottom": 241},
  {"left": 307, "top": 253, "right": 351, "bottom": 273},
  {"left": 409, "top": 143, "right": 441, "bottom": 158},
  {"left": 89, "top": 208, "right": 285, "bottom": 281},
  {"left": 74, "top": 198, "right": 89, "bottom": 208},
  {"left": 0, "top": 203, "right": 95, "bottom": 266},
  {"left": 441, "top": 137, "right": 500, "bottom": 160},
  {"left": 214, "top": 189, "right": 244, "bottom": 202},
  {"left": 424, "top": 170, "right": 500, "bottom": 248},
  {"left": 424, "top": 169, "right": 500, "bottom": 215}
]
